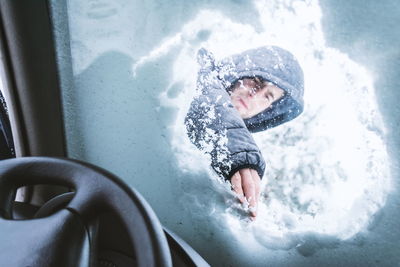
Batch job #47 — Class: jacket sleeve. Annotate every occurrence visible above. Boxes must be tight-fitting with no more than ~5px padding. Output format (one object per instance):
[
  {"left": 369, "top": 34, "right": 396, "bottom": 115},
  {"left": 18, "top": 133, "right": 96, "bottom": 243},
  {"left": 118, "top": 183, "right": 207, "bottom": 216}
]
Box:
[{"left": 185, "top": 49, "right": 266, "bottom": 180}]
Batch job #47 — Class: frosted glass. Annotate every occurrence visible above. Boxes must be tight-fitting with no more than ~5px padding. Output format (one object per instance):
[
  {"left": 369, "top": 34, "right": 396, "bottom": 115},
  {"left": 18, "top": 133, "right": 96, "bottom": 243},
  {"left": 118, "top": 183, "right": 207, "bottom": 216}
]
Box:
[{"left": 50, "top": 0, "right": 400, "bottom": 265}]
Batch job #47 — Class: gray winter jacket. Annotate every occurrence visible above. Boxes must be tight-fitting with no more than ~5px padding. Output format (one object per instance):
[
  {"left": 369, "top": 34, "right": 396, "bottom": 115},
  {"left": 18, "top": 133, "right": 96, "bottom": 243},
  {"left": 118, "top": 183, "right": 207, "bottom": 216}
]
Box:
[{"left": 185, "top": 46, "right": 304, "bottom": 180}]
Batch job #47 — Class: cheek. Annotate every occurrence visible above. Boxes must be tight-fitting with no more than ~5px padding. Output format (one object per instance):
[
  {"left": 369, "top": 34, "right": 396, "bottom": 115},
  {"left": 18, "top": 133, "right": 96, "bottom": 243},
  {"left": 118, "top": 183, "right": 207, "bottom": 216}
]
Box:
[
  {"left": 252, "top": 99, "right": 269, "bottom": 112},
  {"left": 230, "top": 95, "right": 239, "bottom": 106}
]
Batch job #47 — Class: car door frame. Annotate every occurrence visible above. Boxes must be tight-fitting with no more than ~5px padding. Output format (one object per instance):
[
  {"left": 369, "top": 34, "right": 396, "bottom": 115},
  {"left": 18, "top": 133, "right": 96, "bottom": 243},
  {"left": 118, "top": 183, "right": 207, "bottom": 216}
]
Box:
[{"left": 0, "top": 0, "right": 68, "bottom": 202}]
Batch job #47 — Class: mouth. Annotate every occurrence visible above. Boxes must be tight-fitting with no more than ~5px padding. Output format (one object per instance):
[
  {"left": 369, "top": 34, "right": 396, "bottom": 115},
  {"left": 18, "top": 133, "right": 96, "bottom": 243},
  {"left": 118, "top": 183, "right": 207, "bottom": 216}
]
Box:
[{"left": 239, "top": 98, "right": 248, "bottom": 109}]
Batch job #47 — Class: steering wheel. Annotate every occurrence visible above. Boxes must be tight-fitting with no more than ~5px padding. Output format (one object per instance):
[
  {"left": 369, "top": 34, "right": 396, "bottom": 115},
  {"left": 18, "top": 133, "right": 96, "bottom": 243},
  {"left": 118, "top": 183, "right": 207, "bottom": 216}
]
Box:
[{"left": 0, "top": 157, "right": 172, "bottom": 267}]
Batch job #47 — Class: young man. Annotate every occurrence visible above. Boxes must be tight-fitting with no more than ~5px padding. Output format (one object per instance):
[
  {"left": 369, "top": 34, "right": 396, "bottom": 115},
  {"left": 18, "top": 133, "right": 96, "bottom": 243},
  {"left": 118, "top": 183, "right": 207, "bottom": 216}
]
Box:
[{"left": 185, "top": 46, "right": 304, "bottom": 219}]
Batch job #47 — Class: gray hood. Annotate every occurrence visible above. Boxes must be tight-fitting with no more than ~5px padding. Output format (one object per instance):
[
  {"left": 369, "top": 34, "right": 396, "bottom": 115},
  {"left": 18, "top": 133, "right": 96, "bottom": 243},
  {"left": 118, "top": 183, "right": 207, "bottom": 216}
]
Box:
[{"left": 216, "top": 46, "right": 305, "bottom": 132}]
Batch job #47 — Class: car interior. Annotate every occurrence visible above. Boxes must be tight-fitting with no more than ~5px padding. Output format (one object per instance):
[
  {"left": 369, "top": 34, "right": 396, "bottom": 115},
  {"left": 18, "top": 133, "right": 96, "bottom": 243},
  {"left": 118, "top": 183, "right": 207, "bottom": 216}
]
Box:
[
  {"left": 1, "top": 0, "right": 400, "bottom": 267},
  {"left": 0, "top": 1, "right": 209, "bottom": 266}
]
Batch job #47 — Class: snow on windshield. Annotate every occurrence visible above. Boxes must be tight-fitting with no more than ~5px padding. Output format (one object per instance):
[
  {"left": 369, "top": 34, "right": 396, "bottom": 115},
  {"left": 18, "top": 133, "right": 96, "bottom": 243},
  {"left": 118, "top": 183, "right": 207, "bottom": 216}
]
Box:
[
  {"left": 143, "top": 0, "right": 391, "bottom": 252},
  {"left": 64, "top": 0, "right": 392, "bottom": 260}
]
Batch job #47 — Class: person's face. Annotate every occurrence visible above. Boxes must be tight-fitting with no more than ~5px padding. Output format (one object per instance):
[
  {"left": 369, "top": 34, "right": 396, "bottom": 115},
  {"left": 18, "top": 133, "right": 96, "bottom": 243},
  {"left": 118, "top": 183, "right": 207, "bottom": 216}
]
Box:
[{"left": 229, "top": 78, "right": 285, "bottom": 119}]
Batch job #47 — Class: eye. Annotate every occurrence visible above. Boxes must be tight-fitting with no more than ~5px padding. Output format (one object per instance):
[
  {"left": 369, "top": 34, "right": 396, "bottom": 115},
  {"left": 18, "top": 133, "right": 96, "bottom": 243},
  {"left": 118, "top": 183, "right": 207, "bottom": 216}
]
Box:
[
  {"left": 265, "top": 92, "right": 274, "bottom": 102},
  {"left": 249, "top": 87, "right": 257, "bottom": 95}
]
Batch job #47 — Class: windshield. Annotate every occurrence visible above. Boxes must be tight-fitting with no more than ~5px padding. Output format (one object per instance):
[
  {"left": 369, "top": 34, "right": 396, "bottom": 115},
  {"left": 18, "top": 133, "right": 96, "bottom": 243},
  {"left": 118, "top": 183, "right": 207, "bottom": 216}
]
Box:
[{"left": 50, "top": 0, "right": 399, "bottom": 265}]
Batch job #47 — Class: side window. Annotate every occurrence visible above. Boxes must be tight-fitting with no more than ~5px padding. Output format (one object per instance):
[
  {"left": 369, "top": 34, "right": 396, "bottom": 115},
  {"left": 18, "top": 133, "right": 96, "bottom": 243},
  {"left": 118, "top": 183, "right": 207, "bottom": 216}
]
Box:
[{"left": 0, "top": 68, "right": 15, "bottom": 159}]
